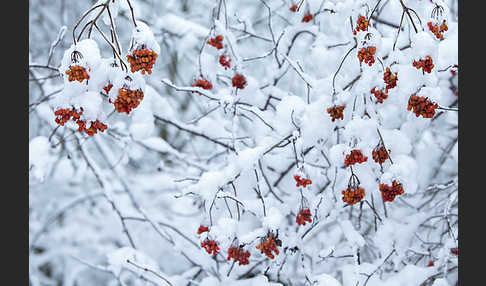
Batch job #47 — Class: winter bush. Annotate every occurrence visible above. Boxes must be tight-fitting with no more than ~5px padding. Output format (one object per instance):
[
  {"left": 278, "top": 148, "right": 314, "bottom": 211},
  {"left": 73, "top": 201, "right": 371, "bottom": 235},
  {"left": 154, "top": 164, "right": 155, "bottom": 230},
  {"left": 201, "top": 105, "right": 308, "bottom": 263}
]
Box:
[{"left": 29, "top": 0, "right": 458, "bottom": 285}]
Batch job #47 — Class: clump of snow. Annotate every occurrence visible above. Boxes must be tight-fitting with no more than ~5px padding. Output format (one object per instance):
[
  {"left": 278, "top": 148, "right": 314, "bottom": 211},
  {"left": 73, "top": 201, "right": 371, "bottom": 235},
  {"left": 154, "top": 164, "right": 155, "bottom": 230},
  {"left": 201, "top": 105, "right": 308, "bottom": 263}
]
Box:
[{"left": 129, "top": 21, "right": 161, "bottom": 54}]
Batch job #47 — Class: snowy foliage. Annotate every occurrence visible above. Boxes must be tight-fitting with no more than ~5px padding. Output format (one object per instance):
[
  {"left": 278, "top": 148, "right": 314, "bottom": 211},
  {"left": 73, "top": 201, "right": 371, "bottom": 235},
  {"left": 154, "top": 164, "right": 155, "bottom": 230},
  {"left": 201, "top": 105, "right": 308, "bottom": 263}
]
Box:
[{"left": 29, "top": 0, "right": 458, "bottom": 285}]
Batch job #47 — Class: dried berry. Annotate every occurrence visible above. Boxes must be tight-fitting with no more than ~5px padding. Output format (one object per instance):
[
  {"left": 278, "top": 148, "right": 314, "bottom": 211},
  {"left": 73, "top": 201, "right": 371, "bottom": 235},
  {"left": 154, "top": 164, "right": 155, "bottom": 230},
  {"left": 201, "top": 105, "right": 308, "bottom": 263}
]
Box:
[
  {"left": 357, "top": 46, "right": 376, "bottom": 66},
  {"left": 327, "top": 105, "right": 346, "bottom": 122},
  {"left": 227, "top": 246, "right": 251, "bottom": 265},
  {"left": 126, "top": 48, "right": 158, "bottom": 75},
  {"left": 344, "top": 149, "right": 368, "bottom": 167},
  {"left": 256, "top": 234, "right": 280, "bottom": 259},
  {"left": 294, "top": 175, "right": 312, "bottom": 188},
  {"left": 197, "top": 225, "right": 209, "bottom": 235},
  {"left": 413, "top": 56, "right": 434, "bottom": 73},
  {"left": 296, "top": 208, "right": 312, "bottom": 226},
  {"left": 201, "top": 239, "right": 220, "bottom": 256},
  {"left": 342, "top": 186, "right": 365, "bottom": 205},
  {"left": 207, "top": 35, "right": 224, "bottom": 50},
  {"left": 65, "top": 65, "right": 90, "bottom": 83},
  {"left": 113, "top": 87, "right": 144, "bottom": 114},
  {"left": 232, "top": 74, "right": 247, "bottom": 89},
  {"left": 192, "top": 79, "right": 213, "bottom": 90},
  {"left": 103, "top": 84, "right": 113, "bottom": 95},
  {"left": 302, "top": 14, "right": 313, "bottom": 23},
  {"left": 380, "top": 180, "right": 404, "bottom": 202},
  {"left": 407, "top": 95, "right": 439, "bottom": 118}
]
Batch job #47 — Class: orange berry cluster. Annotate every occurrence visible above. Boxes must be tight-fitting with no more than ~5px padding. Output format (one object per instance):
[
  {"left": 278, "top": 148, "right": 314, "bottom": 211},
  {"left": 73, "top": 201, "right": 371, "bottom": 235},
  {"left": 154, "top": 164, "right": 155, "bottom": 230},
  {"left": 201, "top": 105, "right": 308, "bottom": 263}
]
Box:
[
  {"left": 327, "top": 105, "right": 346, "bottom": 122},
  {"left": 256, "top": 235, "right": 280, "bottom": 259},
  {"left": 77, "top": 119, "right": 108, "bottom": 136},
  {"left": 289, "top": 4, "right": 298, "bottom": 12},
  {"left": 344, "top": 149, "right": 368, "bottom": 167},
  {"left": 407, "top": 95, "right": 439, "bottom": 118},
  {"left": 113, "top": 88, "right": 144, "bottom": 114},
  {"left": 353, "top": 16, "right": 370, "bottom": 35},
  {"left": 379, "top": 180, "right": 404, "bottom": 202},
  {"left": 427, "top": 20, "right": 448, "bottom": 39},
  {"left": 197, "top": 225, "right": 209, "bottom": 235},
  {"left": 383, "top": 67, "right": 398, "bottom": 92},
  {"left": 201, "top": 239, "right": 220, "bottom": 256},
  {"left": 372, "top": 146, "right": 389, "bottom": 166},
  {"left": 413, "top": 56, "right": 434, "bottom": 73},
  {"left": 126, "top": 48, "right": 158, "bottom": 75},
  {"left": 296, "top": 208, "right": 312, "bottom": 226},
  {"left": 65, "top": 65, "right": 90, "bottom": 83},
  {"left": 302, "top": 14, "right": 313, "bottom": 23},
  {"left": 427, "top": 260, "right": 434, "bottom": 267},
  {"left": 54, "top": 108, "right": 107, "bottom": 136},
  {"left": 207, "top": 35, "right": 224, "bottom": 50},
  {"left": 219, "top": 54, "right": 231, "bottom": 69},
  {"left": 227, "top": 246, "right": 251, "bottom": 265},
  {"left": 358, "top": 46, "right": 377, "bottom": 66},
  {"left": 341, "top": 186, "right": 365, "bottom": 205},
  {"left": 103, "top": 84, "right": 113, "bottom": 95},
  {"left": 232, "top": 73, "right": 247, "bottom": 89},
  {"left": 371, "top": 87, "right": 388, "bottom": 104},
  {"left": 294, "top": 175, "right": 312, "bottom": 188},
  {"left": 192, "top": 79, "right": 213, "bottom": 90}
]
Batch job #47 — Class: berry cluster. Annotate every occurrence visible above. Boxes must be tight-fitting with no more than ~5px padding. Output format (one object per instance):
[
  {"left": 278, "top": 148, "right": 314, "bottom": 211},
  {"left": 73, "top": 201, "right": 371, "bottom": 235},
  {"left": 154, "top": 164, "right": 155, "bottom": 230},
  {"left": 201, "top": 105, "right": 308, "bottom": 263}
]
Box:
[
  {"left": 77, "top": 119, "right": 108, "bottom": 136},
  {"left": 227, "top": 246, "right": 251, "bottom": 265},
  {"left": 427, "top": 20, "right": 448, "bottom": 40},
  {"left": 296, "top": 208, "right": 312, "bottom": 226},
  {"left": 201, "top": 239, "right": 220, "bottom": 256},
  {"left": 207, "top": 35, "right": 224, "bottom": 50},
  {"left": 357, "top": 46, "right": 376, "bottom": 66},
  {"left": 192, "top": 79, "right": 213, "bottom": 90},
  {"left": 113, "top": 87, "right": 144, "bottom": 114},
  {"left": 54, "top": 108, "right": 107, "bottom": 136},
  {"left": 197, "top": 225, "right": 209, "bottom": 235},
  {"left": 371, "top": 87, "right": 388, "bottom": 103},
  {"left": 65, "top": 65, "right": 90, "bottom": 83},
  {"left": 126, "top": 48, "right": 158, "bottom": 75},
  {"left": 289, "top": 4, "right": 298, "bottom": 12},
  {"left": 383, "top": 67, "right": 398, "bottom": 92},
  {"left": 413, "top": 56, "right": 434, "bottom": 73},
  {"left": 232, "top": 74, "right": 247, "bottom": 89},
  {"left": 407, "top": 95, "right": 439, "bottom": 118},
  {"left": 327, "top": 105, "right": 346, "bottom": 122},
  {"left": 302, "top": 14, "right": 313, "bottom": 23},
  {"left": 219, "top": 54, "right": 231, "bottom": 69},
  {"left": 256, "top": 234, "right": 280, "bottom": 259},
  {"left": 341, "top": 186, "right": 365, "bottom": 205},
  {"left": 294, "top": 175, "right": 312, "bottom": 188},
  {"left": 372, "top": 146, "right": 389, "bottom": 166},
  {"left": 353, "top": 16, "right": 370, "bottom": 35},
  {"left": 344, "top": 149, "right": 368, "bottom": 167},
  {"left": 379, "top": 180, "right": 404, "bottom": 202}
]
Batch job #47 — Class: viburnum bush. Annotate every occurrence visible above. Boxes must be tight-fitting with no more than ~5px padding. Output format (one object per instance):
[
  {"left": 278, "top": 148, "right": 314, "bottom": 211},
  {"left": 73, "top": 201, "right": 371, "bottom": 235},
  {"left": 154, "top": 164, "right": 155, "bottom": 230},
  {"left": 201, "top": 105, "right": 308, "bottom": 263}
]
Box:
[{"left": 29, "top": 0, "right": 458, "bottom": 286}]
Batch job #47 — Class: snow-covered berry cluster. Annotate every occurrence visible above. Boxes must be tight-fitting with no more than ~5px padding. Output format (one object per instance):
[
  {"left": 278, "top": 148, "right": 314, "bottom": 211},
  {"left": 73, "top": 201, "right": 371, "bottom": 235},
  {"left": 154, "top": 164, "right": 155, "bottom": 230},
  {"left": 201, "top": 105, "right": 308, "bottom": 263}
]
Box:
[
  {"left": 294, "top": 175, "right": 312, "bottom": 188},
  {"left": 327, "top": 105, "right": 346, "bottom": 122},
  {"left": 372, "top": 145, "right": 390, "bottom": 166},
  {"left": 358, "top": 46, "right": 376, "bottom": 66},
  {"left": 256, "top": 233, "right": 280, "bottom": 259},
  {"left": 353, "top": 16, "right": 370, "bottom": 35},
  {"left": 341, "top": 186, "right": 365, "bottom": 205},
  {"left": 227, "top": 246, "right": 251, "bottom": 265},
  {"left": 296, "top": 208, "right": 312, "bottom": 226},
  {"left": 413, "top": 56, "right": 434, "bottom": 73},
  {"left": 344, "top": 149, "right": 368, "bottom": 167},
  {"left": 380, "top": 180, "right": 405, "bottom": 202},
  {"left": 407, "top": 94, "right": 439, "bottom": 118},
  {"left": 201, "top": 239, "right": 220, "bottom": 256},
  {"left": 427, "top": 20, "right": 448, "bottom": 40}
]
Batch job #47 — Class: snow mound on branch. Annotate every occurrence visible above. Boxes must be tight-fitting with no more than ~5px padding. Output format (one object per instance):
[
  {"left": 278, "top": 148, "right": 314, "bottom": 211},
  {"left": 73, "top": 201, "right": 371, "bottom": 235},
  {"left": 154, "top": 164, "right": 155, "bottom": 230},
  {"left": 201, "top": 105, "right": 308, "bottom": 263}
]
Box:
[
  {"left": 29, "top": 136, "right": 52, "bottom": 182},
  {"left": 313, "top": 273, "right": 342, "bottom": 286},
  {"left": 106, "top": 247, "right": 160, "bottom": 277},
  {"left": 129, "top": 21, "right": 160, "bottom": 54}
]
